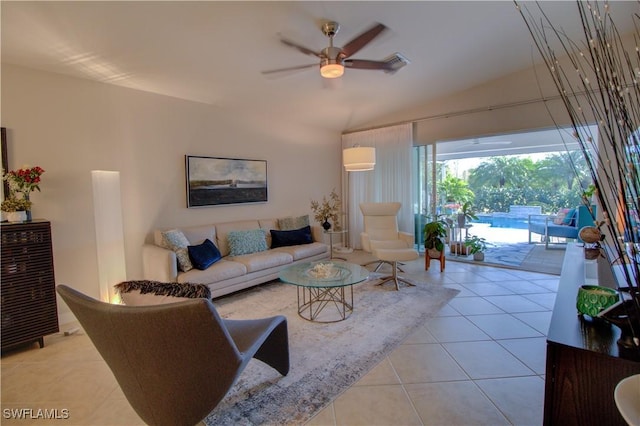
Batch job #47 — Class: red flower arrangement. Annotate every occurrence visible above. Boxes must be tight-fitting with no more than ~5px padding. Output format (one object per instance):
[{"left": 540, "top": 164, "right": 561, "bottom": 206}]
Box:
[
  {"left": 443, "top": 203, "right": 461, "bottom": 212},
  {"left": 3, "top": 166, "right": 45, "bottom": 194}
]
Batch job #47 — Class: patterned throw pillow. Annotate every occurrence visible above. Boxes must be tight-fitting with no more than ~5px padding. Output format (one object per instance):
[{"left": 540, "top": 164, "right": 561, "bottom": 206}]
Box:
[
  {"left": 278, "top": 215, "right": 310, "bottom": 231},
  {"left": 227, "top": 229, "right": 268, "bottom": 256},
  {"left": 161, "top": 229, "right": 193, "bottom": 272},
  {"left": 553, "top": 209, "right": 569, "bottom": 225},
  {"left": 562, "top": 208, "right": 577, "bottom": 226}
]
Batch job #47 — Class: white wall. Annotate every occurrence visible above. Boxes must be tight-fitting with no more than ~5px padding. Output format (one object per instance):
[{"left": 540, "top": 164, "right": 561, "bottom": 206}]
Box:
[
  {"left": 355, "top": 31, "right": 637, "bottom": 144},
  {"left": 353, "top": 62, "right": 571, "bottom": 143},
  {"left": 2, "top": 64, "right": 341, "bottom": 323}
]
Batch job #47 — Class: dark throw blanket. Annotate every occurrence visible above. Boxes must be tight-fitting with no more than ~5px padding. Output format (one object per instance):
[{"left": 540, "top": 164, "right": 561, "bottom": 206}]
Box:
[{"left": 114, "top": 280, "right": 211, "bottom": 299}]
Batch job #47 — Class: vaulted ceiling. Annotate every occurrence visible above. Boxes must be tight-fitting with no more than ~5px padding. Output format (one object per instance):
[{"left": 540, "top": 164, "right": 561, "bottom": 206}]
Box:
[{"left": 2, "top": 1, "right": 637, "bottom": 132}]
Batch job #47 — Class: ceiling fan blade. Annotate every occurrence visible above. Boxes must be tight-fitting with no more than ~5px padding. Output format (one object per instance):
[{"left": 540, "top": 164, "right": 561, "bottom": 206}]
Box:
[
  {"left": 280, "top": 38, "right": 322, "bottom": 58},
  {"left": 344, "top": 59, "right": 392, "bottom": 71},
  {"left": 341, "top": 23, "right": 388, "bottom": 58},
  {"left": 465, "top": 139, "right": 513, "bottom": 146},
  {"left": 261, "top": 63, "right": 317, "bottom": 75}
]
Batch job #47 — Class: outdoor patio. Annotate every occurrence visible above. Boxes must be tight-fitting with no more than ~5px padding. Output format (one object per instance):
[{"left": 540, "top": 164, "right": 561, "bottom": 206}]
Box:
[{"left": 445, "top": 222, "right": 566, "bottom": 275}]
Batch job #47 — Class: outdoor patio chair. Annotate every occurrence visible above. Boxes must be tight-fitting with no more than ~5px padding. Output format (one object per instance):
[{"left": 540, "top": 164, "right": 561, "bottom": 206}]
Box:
[
  {"left": 528, "top": 205, "right": 596, "bottom": 249},
  {"left": 56, "top": 284, "right": 289, "bottom": 426}
]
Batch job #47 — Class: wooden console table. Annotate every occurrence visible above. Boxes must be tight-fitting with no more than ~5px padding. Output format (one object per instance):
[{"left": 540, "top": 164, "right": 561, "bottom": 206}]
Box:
[{"left": 544, "top": 243, "right": 640, "bottom": 425}]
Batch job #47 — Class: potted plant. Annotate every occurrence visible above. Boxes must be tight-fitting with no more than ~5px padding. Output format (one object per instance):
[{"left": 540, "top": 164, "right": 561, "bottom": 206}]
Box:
[
  {"left": 310, "top": 188, "right": 341, "bottom": 230},
  {"left": 1, "top": 197, "right": 32, "bottom": 223},
  {"left": 464, "top": 235, "right": 488, "bottom": 261},
  {"left": 457, "top": 201, "right": 478, "bottom": 228},
  {"left": 581, "top": 183, "right": 596, "bottom": 202},
  {"left": 423, "top": 220, "right": 447, "bottom": 258}
]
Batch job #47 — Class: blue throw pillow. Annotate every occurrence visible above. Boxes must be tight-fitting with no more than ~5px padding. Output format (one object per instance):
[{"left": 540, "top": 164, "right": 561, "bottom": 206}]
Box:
[
  {"left": 271, "top": 225, "right": 313, "bottom": 248},
  {"left": 188, "top": 239, "right": 222, "bottom": 270},
  {"left": 562, "top": 208, "right": 577, "bottom": 226}
]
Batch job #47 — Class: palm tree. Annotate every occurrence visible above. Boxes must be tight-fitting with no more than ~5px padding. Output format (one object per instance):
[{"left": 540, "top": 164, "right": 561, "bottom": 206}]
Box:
[
  {"left": 534, "top": 151, "right": 590, "bottom": 191},
  {"left": 468, "top": 157, "right": 534, "bottom": 190}
]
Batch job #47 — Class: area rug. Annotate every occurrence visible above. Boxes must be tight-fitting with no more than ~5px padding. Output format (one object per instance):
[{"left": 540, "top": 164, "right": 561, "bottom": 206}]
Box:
[
  {"left": 446, "top": 242, "right": 563, "bottom": 275},
  {"left": 447, "top": 241, "right": 534, "bottom": 268},
  {"left": 204, "top": 276, "right": 458, "bottom": 425},
  {"left": 520, "top": 243, "right": 565, "bottom": 275}
]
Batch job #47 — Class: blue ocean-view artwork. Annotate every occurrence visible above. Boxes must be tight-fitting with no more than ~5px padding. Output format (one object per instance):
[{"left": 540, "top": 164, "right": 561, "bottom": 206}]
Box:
[{"left": 186, "top": 156, "right": 267, "bottom": 207}]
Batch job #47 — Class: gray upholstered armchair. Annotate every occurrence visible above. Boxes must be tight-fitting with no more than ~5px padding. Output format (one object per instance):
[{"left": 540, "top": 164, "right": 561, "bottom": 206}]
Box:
[{"left": 56, "top": 285, "right": 289, "bottom": 426}]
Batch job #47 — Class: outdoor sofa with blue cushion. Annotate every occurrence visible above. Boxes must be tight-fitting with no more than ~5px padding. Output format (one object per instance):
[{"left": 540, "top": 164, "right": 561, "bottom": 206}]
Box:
[{"left": 528, "top": 205, "right": 596, "bottom": 249}]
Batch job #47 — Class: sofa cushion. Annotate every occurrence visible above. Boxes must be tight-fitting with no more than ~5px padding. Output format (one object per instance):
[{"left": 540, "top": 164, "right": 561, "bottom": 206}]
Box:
[
  {"left": 228, "top": 229, "right": 268, "bottom": 256},
  {"left": 273, "top": 242, "right": 329, "bottom": 261},
  {"left": 161, "top": 229, "right": 193, "bottom": 272},
  {"left": 178, "top": 259, "right": 247, "bottom": 284},
  {"left": 181, "top": 225, "right": 216, "bottom": 246},
  {"left": 230, "top": 251, "right": 293, "bottom": 273},
  {"left": 259, "top": 218, "right": 279, "bottom": 230},
  {"left": 188, "top": 239, "right": 222, "bottom": 270},
  {"left": 271, "top": 225, "right": 313, "bottom": 248},
  {"left": 258, "top": 219, "right": 278, "bottom": 247},
  {"left": 562, "top": 208, "right": 577, "bottom": 226},
  {"left": 277, "top": 215, "right": 310, "bottom": 231}
]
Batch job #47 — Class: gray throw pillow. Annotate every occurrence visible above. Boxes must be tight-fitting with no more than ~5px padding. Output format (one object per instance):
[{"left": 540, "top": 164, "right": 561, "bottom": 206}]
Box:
[{"left": 278, "top": 215, "right": 310, "bottom": 231}]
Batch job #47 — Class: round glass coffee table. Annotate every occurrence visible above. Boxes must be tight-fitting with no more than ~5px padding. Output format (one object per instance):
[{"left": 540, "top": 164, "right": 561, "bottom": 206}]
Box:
[{"left": 279, "top": 261, "right": 369, "bottom": 322}]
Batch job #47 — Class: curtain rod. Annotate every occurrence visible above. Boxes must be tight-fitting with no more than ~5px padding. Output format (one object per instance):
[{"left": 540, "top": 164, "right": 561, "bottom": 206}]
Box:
[{"left": 341, "top": 91, "right": 572, "bottom": 136}]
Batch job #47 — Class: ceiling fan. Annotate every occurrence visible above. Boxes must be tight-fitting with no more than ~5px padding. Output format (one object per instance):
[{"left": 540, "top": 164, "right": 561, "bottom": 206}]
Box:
[
  {"left": 464, "top": 138, "right": 513, "bottom": 146},
  {"left": 262, "top": 21, "right": 409, "bottom": 79}
]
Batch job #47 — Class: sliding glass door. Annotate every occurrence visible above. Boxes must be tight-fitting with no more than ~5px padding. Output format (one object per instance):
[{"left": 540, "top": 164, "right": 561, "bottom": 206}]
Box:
[
  {"left": 413, "top": 126, "right": 596, "bottom": 258},
  {"left": 413, "top": 144, "right": 438, "bottom": 250}
]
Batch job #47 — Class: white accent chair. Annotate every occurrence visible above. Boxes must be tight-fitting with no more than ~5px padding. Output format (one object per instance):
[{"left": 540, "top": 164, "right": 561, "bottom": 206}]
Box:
[{"left": 360, "top": 202, "right": 419, "bottom": 290}]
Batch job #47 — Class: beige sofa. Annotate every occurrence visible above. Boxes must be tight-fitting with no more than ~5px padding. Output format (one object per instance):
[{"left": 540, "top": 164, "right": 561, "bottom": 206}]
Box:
[{"left": 142, "top": 218, "right": 329, "bottom": 299}]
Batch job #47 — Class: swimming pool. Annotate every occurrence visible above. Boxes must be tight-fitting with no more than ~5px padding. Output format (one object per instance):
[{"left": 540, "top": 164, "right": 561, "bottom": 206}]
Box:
[{"left": 475, "top": 214, "right": 530, "bottom": 229}]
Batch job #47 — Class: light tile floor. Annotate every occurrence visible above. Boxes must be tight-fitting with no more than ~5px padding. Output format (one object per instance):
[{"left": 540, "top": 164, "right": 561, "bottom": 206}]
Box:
[
  {"left": 307, "top": 255, "right": 556, "bottom": 426},
  {"left": 1, "top": 255, "right": 557, "bottom": 426}
]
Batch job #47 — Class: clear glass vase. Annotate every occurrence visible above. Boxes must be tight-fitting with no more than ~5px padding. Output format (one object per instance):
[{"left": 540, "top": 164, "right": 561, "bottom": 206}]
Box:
[{"left": 21, "top": 192, "right": 32, "bottom": 221}]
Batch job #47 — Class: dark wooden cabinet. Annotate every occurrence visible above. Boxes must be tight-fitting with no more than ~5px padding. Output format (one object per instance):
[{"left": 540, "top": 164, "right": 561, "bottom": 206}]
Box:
[
  {"left": 1, "top": 220, "right": 59, "bottom": 351},
  {"left": 544, "top": 244, "right": 640, "bottom": 425}
]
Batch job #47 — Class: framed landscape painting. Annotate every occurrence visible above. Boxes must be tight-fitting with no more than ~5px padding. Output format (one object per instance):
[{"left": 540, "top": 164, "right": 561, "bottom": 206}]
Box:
[{"left": 186, "top": 155, "right": 268, "bottom": 207}]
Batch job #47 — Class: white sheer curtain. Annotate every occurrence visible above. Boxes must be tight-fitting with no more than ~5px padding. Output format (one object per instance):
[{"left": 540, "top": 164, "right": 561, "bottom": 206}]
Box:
[{"left": 341, "top": 123, "right": 414, "bottom": 249}]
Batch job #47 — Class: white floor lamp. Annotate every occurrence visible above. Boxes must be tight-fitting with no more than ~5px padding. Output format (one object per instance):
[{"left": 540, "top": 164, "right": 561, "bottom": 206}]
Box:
[
  {"left": 91, "top": 170, "right": 127, "bottom": 304},
  {"left": 343, "top": 146, "right": 376, "bottom": 248}
]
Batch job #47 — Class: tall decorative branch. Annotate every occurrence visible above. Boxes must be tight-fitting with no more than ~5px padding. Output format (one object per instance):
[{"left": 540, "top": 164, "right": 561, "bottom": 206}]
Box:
[{"left": 516, "top": 1, "right": 639, "bottom": 345}]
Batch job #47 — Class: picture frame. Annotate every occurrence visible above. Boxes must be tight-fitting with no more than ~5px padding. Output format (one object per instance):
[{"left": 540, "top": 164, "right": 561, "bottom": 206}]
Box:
[{"left": 185, "top": 155, "right": 267, "bottom": 207}]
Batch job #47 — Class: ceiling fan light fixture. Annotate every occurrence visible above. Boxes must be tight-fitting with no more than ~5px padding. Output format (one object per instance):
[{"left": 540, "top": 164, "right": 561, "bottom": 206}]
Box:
[{"left": 320, "top": 63, "right": 344, "bottom": 79}]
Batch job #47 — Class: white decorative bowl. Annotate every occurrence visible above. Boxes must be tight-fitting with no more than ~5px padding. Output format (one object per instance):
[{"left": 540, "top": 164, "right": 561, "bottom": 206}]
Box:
[{"left": 615, "top": 374, "right": 640, "bottom": 426}]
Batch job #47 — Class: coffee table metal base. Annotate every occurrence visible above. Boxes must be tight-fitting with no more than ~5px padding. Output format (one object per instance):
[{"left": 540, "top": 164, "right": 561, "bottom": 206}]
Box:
[{"left": 297, "top": 285, "right": 354, "bottom": 323}]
